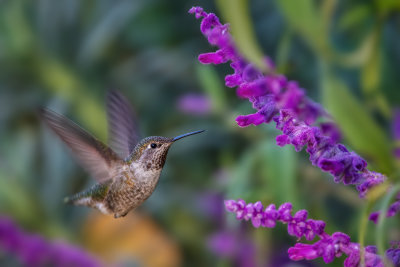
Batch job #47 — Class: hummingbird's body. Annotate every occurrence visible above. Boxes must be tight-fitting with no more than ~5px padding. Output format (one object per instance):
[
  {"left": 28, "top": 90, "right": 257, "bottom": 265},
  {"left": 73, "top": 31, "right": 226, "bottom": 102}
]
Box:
[{"left": 40, "top": 91, "right": 203, "bottom": 218}]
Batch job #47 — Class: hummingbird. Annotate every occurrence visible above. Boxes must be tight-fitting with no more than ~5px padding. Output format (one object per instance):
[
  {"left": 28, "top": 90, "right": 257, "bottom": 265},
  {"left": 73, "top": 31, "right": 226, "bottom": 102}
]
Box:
[{"left": 40, "top": 91, "right": 204, "bottom": 218}]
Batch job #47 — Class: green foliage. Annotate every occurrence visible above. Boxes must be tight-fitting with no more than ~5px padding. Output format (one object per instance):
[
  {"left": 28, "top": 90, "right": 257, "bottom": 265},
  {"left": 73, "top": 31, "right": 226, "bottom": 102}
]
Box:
[
  {"left": 322, "top": 70, "right": 394, "bottom": 174},
  {"left": 276, "top": 0, "right": 329, "bottom": 55}
]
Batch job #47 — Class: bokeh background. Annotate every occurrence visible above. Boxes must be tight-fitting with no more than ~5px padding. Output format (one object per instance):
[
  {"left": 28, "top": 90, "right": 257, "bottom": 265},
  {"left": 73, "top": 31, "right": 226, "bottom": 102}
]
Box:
[{"left": 1, "top": 0, "right": 400, "bottom": 266}]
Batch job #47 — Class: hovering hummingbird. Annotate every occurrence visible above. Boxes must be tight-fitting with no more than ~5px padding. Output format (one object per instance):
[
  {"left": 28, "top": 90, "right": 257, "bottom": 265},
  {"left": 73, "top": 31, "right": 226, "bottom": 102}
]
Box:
[{"left": 40, "top": 91, "right": 204, "bottom": 218}]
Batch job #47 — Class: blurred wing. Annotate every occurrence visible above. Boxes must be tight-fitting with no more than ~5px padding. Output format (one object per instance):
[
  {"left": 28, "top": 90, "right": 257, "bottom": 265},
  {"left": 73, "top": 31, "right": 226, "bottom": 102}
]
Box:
[
  {"left": 106, "top": 90, "right": 139, "bottom": 159},
  {"left": 40, "top": 108, "right": 121, "bottom": 182}
]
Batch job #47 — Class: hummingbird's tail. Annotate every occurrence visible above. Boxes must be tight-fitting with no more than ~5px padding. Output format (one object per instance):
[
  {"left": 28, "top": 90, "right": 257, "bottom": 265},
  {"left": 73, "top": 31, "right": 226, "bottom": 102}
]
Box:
[
  {"left": 63, "top": 192, "right": 86, "bottom": 205},
  {"left": 64, "top": 182, "right": 110, "bottom": 206}
]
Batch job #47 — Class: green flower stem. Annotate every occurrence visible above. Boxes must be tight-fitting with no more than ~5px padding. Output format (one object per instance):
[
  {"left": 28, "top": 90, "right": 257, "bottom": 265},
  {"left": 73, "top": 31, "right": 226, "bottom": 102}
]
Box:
[{"left": 376, "top": 183, "right": 400, "bottom": 261}]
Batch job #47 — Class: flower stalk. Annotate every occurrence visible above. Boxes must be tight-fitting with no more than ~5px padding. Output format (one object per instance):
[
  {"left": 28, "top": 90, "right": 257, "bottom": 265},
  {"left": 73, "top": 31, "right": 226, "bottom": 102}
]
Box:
[
  {"left": 225, "top": 199, "right": 384, "bottom": 266},
  {"left": 190, "top": 5, "right": 400, "bottom": 266}
]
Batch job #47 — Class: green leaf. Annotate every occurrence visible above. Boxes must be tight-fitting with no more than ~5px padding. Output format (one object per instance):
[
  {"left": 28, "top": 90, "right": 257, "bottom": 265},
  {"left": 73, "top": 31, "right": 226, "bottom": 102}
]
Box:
[
  {"left": 0, "top": 0, "right": 35, "bottom": 56},
  {"left": 376, "top": 183, "right": 400, "bottom": 257},
  {"left": 322, "top": 69, "right": 394, "bottom": 174},
  {"left": 216, "top": 0, "right": 268, "bottom": 71},
  {"left": 226, "top": 148, "right": 257, "bottom": 200},
  {"left": 196, "top": 64, "right": 228, "bottom": 113},
  {"left": 36, "top": 56, "right": 107, "bottom": 140},
  {"left": 361, "top": 49, "right": 381, "bottom": 95},
  {"left": 276, "top": 0, "right": 328, "bottom": 54},
  {"left": 375, "top": 0, "right": 400, "bottom": 15},
  {"left": 258, "top": 138, "right": 298, "bottom": 208},
  {"left": 338, "top": 4, "right": 370, "bottom": 31},
  {"left": 360, "top": 22, "right": 382, "bottom": 96},
  {"left": 0, "top": 175, "right": 38, "bottom": 223},
  {"left": 78, "top": 1, "right": 144, "bottom": 65}
]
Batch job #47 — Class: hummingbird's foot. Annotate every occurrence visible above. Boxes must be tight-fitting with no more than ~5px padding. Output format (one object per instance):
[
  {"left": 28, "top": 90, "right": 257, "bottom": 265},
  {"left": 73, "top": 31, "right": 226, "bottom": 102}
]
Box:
[{"left": 114, "top": 212, "right": 128, "bottom": 219}]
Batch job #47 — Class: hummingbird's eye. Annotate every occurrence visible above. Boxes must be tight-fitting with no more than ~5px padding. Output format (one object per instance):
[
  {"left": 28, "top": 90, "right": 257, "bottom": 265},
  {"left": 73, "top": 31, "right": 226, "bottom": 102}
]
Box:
[{"left": 150, "top": 143, "right": 157, "bottom": 149}]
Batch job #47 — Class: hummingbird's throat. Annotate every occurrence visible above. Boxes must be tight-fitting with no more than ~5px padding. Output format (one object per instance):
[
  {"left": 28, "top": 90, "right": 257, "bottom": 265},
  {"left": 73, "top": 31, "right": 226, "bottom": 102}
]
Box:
[{"left": 137, "top": 146, "right": 170, "bottom": 172}]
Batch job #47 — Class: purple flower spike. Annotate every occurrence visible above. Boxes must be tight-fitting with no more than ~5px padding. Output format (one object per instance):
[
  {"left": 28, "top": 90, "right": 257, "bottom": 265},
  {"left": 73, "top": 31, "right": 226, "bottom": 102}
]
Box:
[
  {"left": 388, "top": 199, "right": 400, "bottom": 217},
  {"left": 386, "top": 247, "right": 400, "bottom": 266},
  {"left": 225, "top": 74, "right": 242, "bottom": 88},
  {"left": 0, "top": 216, "right": 101, "bottom": 267},
  {"left": 177, "top": 93, "right": 211, "bottom": 115},
  {"left": 287, "top": 210, "right": 308, "bottom": 238},
  {"left": 235, "top": 199, "right": 247, "bottom": 220},
  {"left": 207, "top": 231, "right": 237, "bottom": 257},
  {"left": 190, "top": 6, "right": 389, "bottom": 199},
  {"left": 357, "top": 171, "right": 386, "bottom": 198},
  {"left": 290, "top": 233, "right": 383, "bottom": 267},
  {"left": 392, "top": 109, "right": 400, "bottom": 140},
  {"left": 250, "top": 201, "right": 264, "bottom": 228},
  {"left": 199, "top": 51, "right": 227, "bottom": 64},
  {"left": 188, "top": 7, "right": 206, "bottom": 19},
  {"left": 277, "top": 202, "right": 293, "bottom": 222},
  {"left": 225, "top": 199, "right": 385, "bottom": 266},
  {"left": 304, "top": 220, "right": 326, "bottom": 241},
  {"left": 224, "top": 199, "right": 238, "bottom": 213},
  {"left": 262, "top": 204, "right": 278, "bottom": 228},
  {"left": 369, "top": 211, "right": 380, "bottom": 224},
  {"left": 369, "top": 192, "right": 400, "bottom": 223},
  {"left": 236, "top": 113, "right": 266, "bottom": 127},
  {"left": 320, "top": 122, "right": 341, "bottom": 143},
  {"left": 288, "top": 243, "right": 319, "bottom": 261}
]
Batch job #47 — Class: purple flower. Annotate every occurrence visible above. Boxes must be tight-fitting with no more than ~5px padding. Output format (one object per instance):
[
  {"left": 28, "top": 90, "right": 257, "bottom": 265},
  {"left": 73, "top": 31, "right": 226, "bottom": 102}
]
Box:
[
  {"left": 304, "top": 220, "right": 326, "bottom": 241},
  {"left": 225, "top": 200, "right": 327, "bottom": 241},
  {"left": 289, "top": 233, "right": 352, "bottom": 264},
  {"left": 287, "top": 210, "right": 308, "bottom": 238},
  {"left": 207, "top": 231, "right": 237, "bottom": 257},
  {"left": 386, "top": 247, "right": 400, "bottom": 266},
  {"left": 225, "top": 199, "right": 384, "bottom": 266},
  {"left": 369, "top": 193, "right": 400, "bottom": 223},
  {"left": 189, "top": 6, "right": 387, "bottom": 199},
  {"left": 369, "top": 211, "right": 380, "bottom": 224},
  {"left": 177, "top": 93, "right": 211, "bottom": 115},
  {"left": 393, "top": 109, "right": 400, "bottom": 159},
  {"left": 320, "top": 122, "right": 341, "bottom": 143},
  {"left": 0, "top": 216, "right": 102, "bottom": 267},
  {"left": 395, "top": 148, "right": 400, "bottom": 159},
  {"left": 341, "top": 244, "right": 384, "bottom": 267},
  {"left": 356, "top": 171, "right": 386, "bottom": 198},
  {"left": 392, "top": 109, "right": 400, "bottom": 140},
  {"left": 207, "top": 230, "right": 256, "bottom": 266},
  {"left": 274, "top": 109, "right": 381, "bottom": 192}
]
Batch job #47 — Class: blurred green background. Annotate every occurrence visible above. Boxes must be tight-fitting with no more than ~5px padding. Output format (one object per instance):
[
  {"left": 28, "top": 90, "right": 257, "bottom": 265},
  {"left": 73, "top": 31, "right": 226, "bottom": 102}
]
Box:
[{"left": 0, "top": 0, "right": 400, "bottom": 266}]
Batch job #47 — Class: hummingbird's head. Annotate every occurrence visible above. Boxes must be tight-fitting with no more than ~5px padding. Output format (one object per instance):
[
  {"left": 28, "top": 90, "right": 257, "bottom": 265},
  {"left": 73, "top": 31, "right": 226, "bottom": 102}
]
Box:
[{"left": 129, "top": 130, "right": 204, "bottom": 171}]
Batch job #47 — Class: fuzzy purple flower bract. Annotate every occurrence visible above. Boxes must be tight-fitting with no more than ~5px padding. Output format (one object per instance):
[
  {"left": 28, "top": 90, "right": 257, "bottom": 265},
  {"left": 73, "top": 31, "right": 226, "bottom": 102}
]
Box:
[
  {"left": 177, "top": 93, "right": 211, "bottom": 115},
  {"left": 386, "top": 247, "right": 400, "bottom": 267},
  {"left": 189, "top": 6, "right": 388, "bottom": 200},
  {"left": 393, "top": 109, "right": 400, "bottom": 160},
  {"left": 369, "top": 192, "right": 400, "bottom": 224},
  {"left": 392, "top": 109, "right": 400, "bottom": 140},
  {"left": 225, "top": 199, "right": 384, "bottom": 266},
  {"left": 190, "top": 5, "right": 400, "bottom": 266}
]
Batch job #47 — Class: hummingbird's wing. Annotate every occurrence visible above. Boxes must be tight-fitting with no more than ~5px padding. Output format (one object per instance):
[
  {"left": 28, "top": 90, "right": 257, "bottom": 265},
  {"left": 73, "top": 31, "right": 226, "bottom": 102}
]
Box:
[
  {"left": 106, "top": 90, "right": 140, "bottom": 159},
  {"left": 40, "top": 108, "right": 121, "bottom": 182}
]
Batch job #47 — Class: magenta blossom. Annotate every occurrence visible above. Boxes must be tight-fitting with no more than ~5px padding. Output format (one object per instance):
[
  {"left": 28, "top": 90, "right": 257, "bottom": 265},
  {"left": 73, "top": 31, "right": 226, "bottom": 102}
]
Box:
[
  {"left": 392, "top": 109, "right": 400, "bottom": 159},
  {"left": 207, "top": 230, "right": 256, "bottom": 266},
  {"left": 177, "top": 93, "right": 212, "bottom": 115},
  {"left": 225, "top": 199, "right": 384, "bottom": 266},
  {"left": 386, "top": 241, "right": 400, "bottom": 267},
  {"left": 0, "top": 216, "right": 101, "bottom": 267},
  {"left": 189, "top": 6, "right": 388, "bottom": 200},
  {"left": 369, "top": 192, "right": 400, "bottom": 224}
]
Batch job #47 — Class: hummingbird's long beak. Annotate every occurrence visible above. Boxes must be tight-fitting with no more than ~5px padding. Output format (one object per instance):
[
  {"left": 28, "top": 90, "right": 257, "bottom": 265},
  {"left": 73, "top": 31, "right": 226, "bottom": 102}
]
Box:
[{"left": 172, "top": 130, "right": 205, "bottom": 142}]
